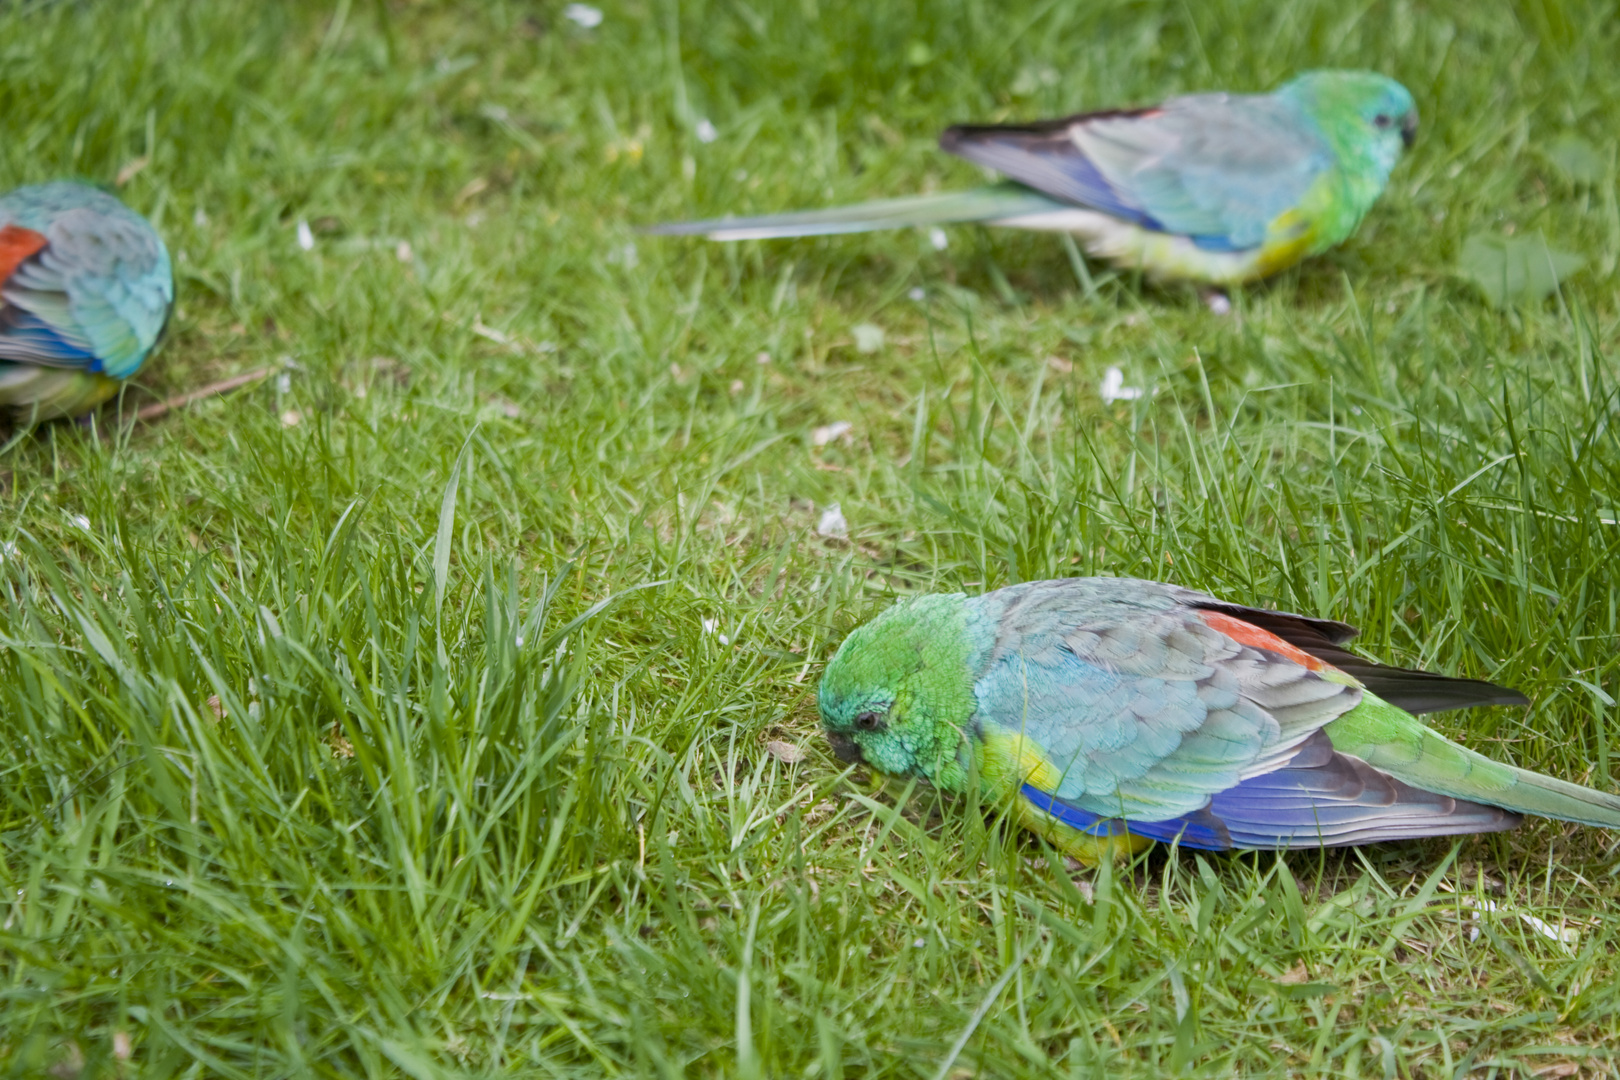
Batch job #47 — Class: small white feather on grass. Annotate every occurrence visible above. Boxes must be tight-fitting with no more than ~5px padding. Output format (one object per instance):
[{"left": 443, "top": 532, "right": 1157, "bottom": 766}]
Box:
[
  {"left": 563, "top": 3, "right": 603, "bottom": 27},
  {"left": 811, "top": 420, "right": 852, "bottom": 447},
  {"left": 1100, "top": 366, "right": 1143, "bottom": 402}
]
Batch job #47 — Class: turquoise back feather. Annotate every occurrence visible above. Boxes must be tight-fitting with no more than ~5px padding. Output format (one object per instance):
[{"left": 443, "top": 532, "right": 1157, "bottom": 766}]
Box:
[{"left": 965, "top": 580, "right": 1355, "bottom": 821}]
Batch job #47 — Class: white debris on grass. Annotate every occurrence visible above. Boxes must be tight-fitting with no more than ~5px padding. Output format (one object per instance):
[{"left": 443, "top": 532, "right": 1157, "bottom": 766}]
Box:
[
  {"left": 564, "top": 3, "right": 603, "bottom": 27},
  {"left": 296, "top": 220, "right": 315, "bottom": 251},
  {"left": 695, "top": 118, "right": 718, "bottom": 143},
  {"left": 928, "top": 227, "right": 948, "bottom": 250},
  {"left": 766, "top": 740, "right": 805, "bottom": 764},
  {"left": 1461, "top": 897, "right": 1584, "bottom": 946},
  {"left": 851, "top": 323, "right": 885, "bottom": 353},
  {"left": 1099, "top": 366, "right": 1143, "bottom": 403},
  {"left": 816, "top": 503, "right": 848, "bottom": 539},
  {"left": 810, "top": 420, "right": 852, "bottom": 447}
]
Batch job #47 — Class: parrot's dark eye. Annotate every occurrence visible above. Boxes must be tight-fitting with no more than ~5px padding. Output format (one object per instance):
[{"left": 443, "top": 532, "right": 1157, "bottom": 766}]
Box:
[
  {"left": 853, "top": 711, "right": 883, "bottom": 732},
  {"left": 1373, "top": 113, "right": 1392, "bottom": 129}
]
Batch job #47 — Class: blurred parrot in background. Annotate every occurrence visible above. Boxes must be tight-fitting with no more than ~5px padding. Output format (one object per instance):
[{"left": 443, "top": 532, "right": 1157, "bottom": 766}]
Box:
[
  {"left": 0, "top": 181, "right": 174, "bottom": 420},
  {"left": 651, "top": 70, "right": 1417, "bottom": 285},
  {"left": 819, "top": 578, "right": 1620, "bottom": 864}
]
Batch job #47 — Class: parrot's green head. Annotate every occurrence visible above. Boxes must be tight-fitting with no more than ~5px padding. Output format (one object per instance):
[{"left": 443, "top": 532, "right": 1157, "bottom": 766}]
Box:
[
  {"left": 1280, "top": 70, "right": 1418, "bottom": 173},
  {"left": 817, "top": 594, "right": 981, "bottom": 788}
]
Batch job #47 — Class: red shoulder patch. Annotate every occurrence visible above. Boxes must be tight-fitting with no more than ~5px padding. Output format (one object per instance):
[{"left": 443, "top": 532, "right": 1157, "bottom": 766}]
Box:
[
  {"left": 1198, "top": 610, "right": 1332, "bottom": 673},
  {"left": 0, "top": 225, "right": 49, "bottom": 284}
]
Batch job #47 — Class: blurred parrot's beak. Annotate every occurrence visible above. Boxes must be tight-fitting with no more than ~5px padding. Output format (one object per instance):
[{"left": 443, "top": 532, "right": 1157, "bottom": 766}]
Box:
[
  {"left": 827, "top": 732, "right": 864, "bottom": 764},
  {"left": 1401, "top": 110, "right": 1418, "bottom": 149}
]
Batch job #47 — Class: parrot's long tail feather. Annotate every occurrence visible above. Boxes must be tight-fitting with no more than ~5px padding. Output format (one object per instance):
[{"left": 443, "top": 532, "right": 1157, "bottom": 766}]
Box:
[
  {"left": 643, "top": 183, "right": 1061, "bottom": 240},
  {"left": 1327, "top": 696, "right": 1620, "bottom": 830},
  {"left": 1421, "top": 746, "right": 1620, "bottom": 828}
]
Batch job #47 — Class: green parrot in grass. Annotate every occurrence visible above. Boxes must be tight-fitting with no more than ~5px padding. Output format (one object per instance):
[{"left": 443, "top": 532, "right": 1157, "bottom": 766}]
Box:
[
  {"left": 650, "top": 70, "right": 1416, "bottom": 286},
  {"left": 818, "top": 578, "right": 1620, "bottom": 864},
  {"left": 0, "top": 181, "right": 174, "bottom": 420}
]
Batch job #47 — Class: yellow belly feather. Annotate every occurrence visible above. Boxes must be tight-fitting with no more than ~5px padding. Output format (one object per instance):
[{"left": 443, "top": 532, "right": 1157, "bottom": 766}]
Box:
[{"left": 977, "top": 729, "right": 1153, "bottom": 866}]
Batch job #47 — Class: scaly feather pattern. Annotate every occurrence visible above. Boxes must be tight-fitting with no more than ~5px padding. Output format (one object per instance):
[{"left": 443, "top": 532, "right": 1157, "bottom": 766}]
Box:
[{"left": 0, "top": 181, "right": 174, "bottom": 419}]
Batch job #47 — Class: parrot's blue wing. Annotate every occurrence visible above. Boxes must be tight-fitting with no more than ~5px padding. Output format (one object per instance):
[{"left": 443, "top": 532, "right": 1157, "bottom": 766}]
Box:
[
  {"left": 971, "top": 579, "right": 1358, "bottom": 823},
  {"left": 941, "top": 93, "right": 1332, "bottom": 251},
  {"left": 1024, "top": 730, "right": 1519, "bottom": 850},
  {"left": 0, "top": 183, "right": 173, "bottom": 379},
  {"left": 1207, "top": 732, "right": 1520, "bottom": 846},
  {"left": 0, "top": 308, "right": 98, "bottom": 362},
  {"left": 971, "top": 579, "right": 1526, "bottom": 847}
]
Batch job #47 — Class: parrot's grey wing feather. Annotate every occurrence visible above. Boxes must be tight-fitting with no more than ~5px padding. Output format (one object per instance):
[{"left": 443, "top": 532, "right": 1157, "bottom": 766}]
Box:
[
  {"left": 939, "top": 110, "right": 1163, "bottom": 229},
  {"left": 943, "top": 94, "right": 1332, "bottom": 249},
  {"left": 1181, "top": 594, "right": 1529, "bottom": 713}
]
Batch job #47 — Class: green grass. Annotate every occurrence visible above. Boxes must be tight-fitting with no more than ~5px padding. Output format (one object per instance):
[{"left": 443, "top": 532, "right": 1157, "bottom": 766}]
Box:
[{"left": 3, "top": 0, "right": 1620, "bottom": 1075}]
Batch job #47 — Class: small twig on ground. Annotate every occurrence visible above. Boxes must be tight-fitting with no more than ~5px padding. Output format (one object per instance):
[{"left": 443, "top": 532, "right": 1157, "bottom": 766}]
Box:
[{"left": 132, "top": 367, "right": 273, "bottom": 423}]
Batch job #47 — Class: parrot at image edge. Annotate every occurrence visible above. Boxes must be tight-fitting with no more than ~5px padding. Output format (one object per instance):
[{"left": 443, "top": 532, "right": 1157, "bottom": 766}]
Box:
[
  {"left": 0, "top": 181, "right": 174, "bottom": 420},
  {"left": 819, "top": 578, "right": 1620, "bottom": 865},
  {"left": 650, "top": 70, "right": 1417, "bottom": 285}
]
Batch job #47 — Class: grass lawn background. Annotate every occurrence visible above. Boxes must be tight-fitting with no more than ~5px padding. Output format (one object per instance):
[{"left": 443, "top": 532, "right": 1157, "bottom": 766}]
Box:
[{"left": 3, "top": 0, "right": 1620, "bottom": 1074}]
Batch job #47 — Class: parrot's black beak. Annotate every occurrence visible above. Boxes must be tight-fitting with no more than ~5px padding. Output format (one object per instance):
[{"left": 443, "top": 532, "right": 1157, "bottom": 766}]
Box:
[
  {"left": 827, "top": 731, "right": 864, "bottom": 764},
  {"left": 1400, "top": 111, "right": 1418, "bottom": 149}
]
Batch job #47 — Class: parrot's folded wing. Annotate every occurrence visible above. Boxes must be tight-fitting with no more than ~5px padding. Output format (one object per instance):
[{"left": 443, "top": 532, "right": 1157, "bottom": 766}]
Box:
[
  {"left": 975, "top": 581, "right": 1363, "bottom": 823},
  {"left": 938, "top": 112, "right": 1163, "bottom": 230},
  {"left": 941, "top": 94, "right": 1332, "bottom": 251}
]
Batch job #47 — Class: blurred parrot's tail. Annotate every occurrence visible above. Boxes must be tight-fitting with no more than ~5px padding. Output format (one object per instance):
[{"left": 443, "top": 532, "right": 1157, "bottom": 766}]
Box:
[{"left": 643, "top": 183, "right": 1058, "bottom": 241}]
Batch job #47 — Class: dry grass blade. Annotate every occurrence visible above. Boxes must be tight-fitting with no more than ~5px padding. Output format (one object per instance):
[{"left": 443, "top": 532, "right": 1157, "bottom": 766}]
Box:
[{"left": 131, "top": 367, "right": 273, "bottom": 423}]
